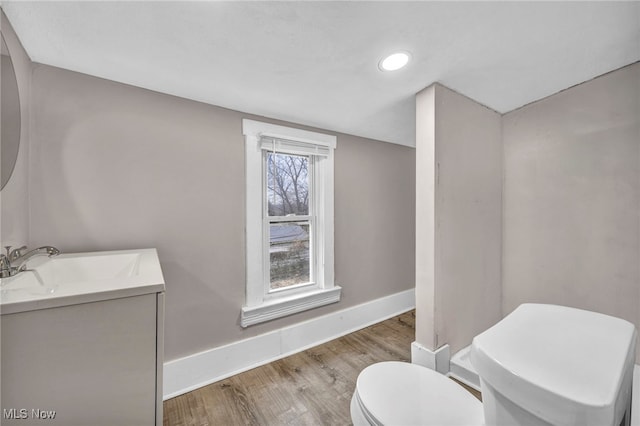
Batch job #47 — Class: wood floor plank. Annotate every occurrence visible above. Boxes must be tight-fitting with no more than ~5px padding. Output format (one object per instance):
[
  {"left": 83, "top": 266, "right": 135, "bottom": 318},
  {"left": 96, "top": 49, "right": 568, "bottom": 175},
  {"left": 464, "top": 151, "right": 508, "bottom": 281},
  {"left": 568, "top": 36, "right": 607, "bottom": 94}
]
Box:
[
  {"left": 271, "top": 351, "right": 349, "bottom": 424},
  {"left": 164, "top": 310, "right": 478, "bottom": 426}
]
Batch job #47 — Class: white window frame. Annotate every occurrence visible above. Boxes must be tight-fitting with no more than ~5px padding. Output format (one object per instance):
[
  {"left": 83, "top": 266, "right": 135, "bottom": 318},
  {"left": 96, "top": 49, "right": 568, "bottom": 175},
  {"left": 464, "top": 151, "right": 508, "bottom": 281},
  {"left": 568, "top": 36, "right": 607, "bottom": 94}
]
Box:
[{"left": 241, "top": 119, "right": 341, "bottom": 327}]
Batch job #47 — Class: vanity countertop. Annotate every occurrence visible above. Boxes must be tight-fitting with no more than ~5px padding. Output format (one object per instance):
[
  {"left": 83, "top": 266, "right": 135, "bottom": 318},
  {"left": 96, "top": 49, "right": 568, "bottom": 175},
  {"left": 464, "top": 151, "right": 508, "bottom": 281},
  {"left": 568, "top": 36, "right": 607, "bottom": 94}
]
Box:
[{"left": 0, "top": 248, "right": 165, "bottom": 315}]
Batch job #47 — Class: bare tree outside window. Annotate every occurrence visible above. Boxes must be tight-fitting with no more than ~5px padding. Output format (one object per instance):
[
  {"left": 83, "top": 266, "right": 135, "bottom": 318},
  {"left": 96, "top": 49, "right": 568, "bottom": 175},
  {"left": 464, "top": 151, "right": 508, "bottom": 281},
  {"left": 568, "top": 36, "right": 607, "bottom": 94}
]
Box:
[
  {"left": 267, "top": 153, "right": 309, "bottom": 216},
  {"left": 266, "top": 152, "right": 311, "bottom": 289}
]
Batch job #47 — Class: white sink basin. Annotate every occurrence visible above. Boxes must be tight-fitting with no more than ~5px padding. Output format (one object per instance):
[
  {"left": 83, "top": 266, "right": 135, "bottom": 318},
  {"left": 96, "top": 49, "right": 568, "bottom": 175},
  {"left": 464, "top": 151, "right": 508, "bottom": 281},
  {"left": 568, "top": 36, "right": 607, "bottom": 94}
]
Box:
[{"left": 0, "top": 249, "right": 165, "bottom": 314}]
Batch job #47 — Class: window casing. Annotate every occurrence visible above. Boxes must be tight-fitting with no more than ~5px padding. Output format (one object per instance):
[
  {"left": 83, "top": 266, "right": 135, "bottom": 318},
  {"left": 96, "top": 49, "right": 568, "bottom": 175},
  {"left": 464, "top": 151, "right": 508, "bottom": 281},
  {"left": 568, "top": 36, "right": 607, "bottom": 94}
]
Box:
[{"left": 241, "top": 119, "right": 340, "bottom": 327}]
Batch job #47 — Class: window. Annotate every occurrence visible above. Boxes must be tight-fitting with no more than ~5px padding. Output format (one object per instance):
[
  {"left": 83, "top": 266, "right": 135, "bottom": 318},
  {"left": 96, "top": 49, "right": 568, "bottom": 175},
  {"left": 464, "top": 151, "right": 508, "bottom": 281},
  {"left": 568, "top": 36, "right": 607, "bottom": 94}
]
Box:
[{"left": 241, "top": 119, "right": 340, "bottom": 327}]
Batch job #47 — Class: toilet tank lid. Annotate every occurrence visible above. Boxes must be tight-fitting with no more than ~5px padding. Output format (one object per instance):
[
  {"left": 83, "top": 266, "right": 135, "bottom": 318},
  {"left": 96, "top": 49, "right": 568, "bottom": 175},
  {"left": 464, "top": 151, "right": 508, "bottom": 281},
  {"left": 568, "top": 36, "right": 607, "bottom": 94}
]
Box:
[{"left": 470, "top": 304, "right": 637, "bottom": 425}]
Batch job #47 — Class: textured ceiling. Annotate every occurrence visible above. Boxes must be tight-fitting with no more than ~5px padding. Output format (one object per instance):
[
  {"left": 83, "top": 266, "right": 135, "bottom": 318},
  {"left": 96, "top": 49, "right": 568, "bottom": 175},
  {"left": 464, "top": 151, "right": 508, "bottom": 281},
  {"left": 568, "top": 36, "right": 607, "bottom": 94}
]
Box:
[{"left": 3, "top": 1, "right": 639, "bottom": 147}]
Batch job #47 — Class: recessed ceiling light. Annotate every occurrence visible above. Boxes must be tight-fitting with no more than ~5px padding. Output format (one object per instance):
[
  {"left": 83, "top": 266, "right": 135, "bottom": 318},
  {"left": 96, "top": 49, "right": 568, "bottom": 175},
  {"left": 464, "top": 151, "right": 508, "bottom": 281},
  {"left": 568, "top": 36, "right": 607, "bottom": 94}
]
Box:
[{"left": 379, "top": 51, "right": 411, "bottom": 72}]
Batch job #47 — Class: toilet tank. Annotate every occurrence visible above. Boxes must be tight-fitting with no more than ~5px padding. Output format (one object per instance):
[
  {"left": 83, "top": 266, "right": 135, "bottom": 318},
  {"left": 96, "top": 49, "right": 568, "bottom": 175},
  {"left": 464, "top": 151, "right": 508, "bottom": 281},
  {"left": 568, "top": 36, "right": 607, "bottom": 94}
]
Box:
[{"left": 470, "top": 304, "right": 637, "bottom": 426}]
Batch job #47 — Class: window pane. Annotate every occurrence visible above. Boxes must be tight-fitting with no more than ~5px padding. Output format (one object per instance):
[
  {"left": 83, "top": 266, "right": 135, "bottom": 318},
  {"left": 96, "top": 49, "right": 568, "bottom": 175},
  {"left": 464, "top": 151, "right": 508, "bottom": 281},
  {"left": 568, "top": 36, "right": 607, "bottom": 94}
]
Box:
[
  {"left": 269, "top": 222, "right": 310, "bottom": 289},
  {"left": 266, "top": 152, "right": 309, "bottom": 216}
]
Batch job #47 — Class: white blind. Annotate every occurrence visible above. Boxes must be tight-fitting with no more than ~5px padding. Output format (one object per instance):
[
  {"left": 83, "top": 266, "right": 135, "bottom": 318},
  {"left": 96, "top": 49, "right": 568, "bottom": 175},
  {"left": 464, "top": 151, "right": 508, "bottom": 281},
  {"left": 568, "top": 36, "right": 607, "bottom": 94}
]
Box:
[{"left": 259, "top": 135, "right": 331, "bottom": 157}]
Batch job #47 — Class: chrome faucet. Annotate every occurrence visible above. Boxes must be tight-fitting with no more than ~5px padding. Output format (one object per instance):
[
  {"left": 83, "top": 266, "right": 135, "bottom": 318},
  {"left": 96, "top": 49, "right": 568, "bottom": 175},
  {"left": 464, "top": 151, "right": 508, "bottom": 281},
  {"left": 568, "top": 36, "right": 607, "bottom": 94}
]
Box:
[
  {"left": 0, "top": 245, "right": 60, "bottom": 278},
  {"left": 0, "top": 255, "right": 11, "bottom": 278}
]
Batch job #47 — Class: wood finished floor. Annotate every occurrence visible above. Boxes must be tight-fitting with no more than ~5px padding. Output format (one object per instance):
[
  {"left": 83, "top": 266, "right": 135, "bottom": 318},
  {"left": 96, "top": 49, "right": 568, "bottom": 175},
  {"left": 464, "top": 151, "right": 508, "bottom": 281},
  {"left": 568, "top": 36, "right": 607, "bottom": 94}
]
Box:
[{"left": 163, "top": 310, "right": 480, "bottom": 426}]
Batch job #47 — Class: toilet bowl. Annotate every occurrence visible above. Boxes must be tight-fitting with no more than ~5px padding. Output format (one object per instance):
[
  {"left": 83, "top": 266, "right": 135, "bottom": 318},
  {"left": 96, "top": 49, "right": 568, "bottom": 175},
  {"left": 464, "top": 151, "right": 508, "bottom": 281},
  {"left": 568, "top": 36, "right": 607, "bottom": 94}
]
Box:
[{"left": 350, "top": 361, "right": 484, "bottom": 426}]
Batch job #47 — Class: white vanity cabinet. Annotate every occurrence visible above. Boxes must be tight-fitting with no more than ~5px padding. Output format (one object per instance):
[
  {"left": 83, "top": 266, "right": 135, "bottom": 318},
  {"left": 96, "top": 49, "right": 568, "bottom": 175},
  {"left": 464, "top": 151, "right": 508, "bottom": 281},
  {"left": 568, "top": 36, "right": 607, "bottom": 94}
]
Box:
[{"left": 0, "top": 249, "right": 165, "bottom": 426}]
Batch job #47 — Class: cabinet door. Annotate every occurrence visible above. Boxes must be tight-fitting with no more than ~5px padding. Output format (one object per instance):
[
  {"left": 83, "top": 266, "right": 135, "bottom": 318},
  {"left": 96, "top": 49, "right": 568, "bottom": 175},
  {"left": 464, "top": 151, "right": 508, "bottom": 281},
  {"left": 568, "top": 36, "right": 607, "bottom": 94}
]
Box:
[{"left": 2, "top": 294, "right": 157, "bottom": 426}]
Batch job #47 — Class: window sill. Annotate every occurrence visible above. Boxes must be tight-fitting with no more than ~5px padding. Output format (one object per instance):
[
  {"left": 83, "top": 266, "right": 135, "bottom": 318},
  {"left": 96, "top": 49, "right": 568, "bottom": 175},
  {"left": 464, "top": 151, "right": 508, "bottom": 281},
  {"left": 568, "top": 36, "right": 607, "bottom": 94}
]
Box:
[{"left": 241, "top": 286, "right": 342, "bottom": 327}]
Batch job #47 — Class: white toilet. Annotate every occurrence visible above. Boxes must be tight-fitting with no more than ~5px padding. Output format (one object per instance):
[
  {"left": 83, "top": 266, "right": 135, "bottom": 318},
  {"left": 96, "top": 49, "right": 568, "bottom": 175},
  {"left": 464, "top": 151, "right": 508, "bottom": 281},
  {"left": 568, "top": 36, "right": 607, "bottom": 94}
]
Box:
[
  {"left": 472, "top": 304, "right": 637, "bottom": 426},
  {"left": 351, "top": 304, "right": 637, "bottom": 426}
]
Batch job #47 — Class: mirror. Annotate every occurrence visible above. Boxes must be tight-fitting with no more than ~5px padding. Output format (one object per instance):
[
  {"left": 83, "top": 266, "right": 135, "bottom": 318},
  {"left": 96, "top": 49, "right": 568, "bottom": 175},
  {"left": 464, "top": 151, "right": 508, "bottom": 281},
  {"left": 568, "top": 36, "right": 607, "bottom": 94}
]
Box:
[{"left": 1, "top": 33, "right": 22, "bottom": 190}]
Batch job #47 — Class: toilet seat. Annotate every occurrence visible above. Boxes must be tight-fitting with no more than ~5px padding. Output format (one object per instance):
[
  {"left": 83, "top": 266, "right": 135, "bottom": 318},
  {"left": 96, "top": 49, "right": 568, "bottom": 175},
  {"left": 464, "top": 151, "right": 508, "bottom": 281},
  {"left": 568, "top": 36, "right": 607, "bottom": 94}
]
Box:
[{"left": 351, "top": 361, "right": 484, "bottom": 426}]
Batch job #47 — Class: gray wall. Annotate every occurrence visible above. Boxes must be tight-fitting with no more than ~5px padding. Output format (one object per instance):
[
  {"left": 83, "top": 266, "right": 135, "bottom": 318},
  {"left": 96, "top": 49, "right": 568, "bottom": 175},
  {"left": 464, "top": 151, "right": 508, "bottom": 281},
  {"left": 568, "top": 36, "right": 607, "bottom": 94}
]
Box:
[
  {"left": 415, "top": 83, "right": 502, "bottom": 354},
  {"left": 432, "top": 85, "right": 502, "bottom": 355},
  {"left": 503, "top": 62, "right": 640, "bottom": 361},
  {"left": 1, "top": 11, "right": 30, "bottom": 247},
  {"left": 29, "top": 63, "right": 416, "bottom": 361}
]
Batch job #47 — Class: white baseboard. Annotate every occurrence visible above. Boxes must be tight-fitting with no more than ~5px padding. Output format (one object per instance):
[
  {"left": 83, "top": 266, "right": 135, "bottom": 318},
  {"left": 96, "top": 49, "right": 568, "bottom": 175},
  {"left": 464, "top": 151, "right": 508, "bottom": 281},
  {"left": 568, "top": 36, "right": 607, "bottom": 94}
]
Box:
[
  {"left": 411, "top": 341, "right": 450, "bottom": 375},
  {"left": 163, "top": 288, "right": 415, "bottom": 400}
]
